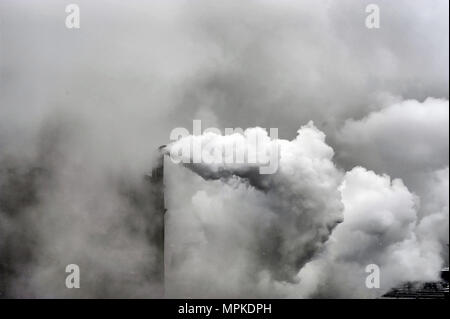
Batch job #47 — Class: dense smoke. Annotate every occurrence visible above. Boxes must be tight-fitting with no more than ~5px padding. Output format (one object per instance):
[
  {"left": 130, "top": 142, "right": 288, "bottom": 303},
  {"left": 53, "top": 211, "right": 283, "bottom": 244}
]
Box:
[
  {"left": 337, "top": 98, "right": 449, "bottom": 187},
  {"left": 0, "top": 116, "right": 165, "bottom": 297},
  {"left": 0, "top": 0, "right": 448, "bottom": 298},
  {"left": 291, "top": 167, "right": 445, "bottom": 298},
  {"left": 165, "top": 122, "right": 344, "bottom": 285},
  {"left": 165, "top": 125, "right": 447, "bottom": 298}
]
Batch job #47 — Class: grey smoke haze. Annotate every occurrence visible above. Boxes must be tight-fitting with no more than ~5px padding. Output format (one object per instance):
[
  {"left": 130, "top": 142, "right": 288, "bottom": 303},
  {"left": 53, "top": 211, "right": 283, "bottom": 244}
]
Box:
[{"left": 0, "top": 0, "right": 448, "bottom": 298}]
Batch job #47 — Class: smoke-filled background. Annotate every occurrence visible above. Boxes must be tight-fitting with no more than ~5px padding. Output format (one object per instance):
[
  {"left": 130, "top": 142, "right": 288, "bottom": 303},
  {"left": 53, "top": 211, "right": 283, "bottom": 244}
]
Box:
[{"left": 0, "top": 0, "right": 448, "bottom": 298}]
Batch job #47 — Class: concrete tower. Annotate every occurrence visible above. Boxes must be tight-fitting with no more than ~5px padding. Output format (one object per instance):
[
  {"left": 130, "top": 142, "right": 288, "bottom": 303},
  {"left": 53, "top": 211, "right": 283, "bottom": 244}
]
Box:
[{"left": 146, "top": 146, "right": 166, "bottom": 295}]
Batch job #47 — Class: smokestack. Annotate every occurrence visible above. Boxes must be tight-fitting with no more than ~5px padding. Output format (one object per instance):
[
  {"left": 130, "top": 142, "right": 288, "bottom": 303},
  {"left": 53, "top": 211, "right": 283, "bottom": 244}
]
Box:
[{"left": 145, "top": 145, "right": 166, "bottom": 296}]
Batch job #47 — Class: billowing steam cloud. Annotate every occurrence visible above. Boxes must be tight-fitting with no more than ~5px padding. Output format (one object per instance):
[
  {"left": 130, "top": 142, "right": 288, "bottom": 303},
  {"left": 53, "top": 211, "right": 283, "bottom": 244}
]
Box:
[
  {"left": 165, "top": 122, "right": 344, "bottom": 283},
  {"left": 337, "top": 98, "right": 450, "bottom": 266},
  {"left": 165, "top": 122, "right": 447, "bottom": 298},
  {"left": 0, "top": 0, "right": 448, "bottom": 298},
  {"left": 336, "top": 98, "right": 449, "bottom": 187},
  {"left": 291, "top": 167, "right": 445, "bottom": 298}
]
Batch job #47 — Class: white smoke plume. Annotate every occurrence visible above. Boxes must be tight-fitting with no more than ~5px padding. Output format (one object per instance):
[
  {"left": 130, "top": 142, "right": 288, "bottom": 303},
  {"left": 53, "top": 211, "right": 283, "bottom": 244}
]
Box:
[
  {"left": 287, "top": 167, "right": 445, "bottom": 298},
  {"left": 165, "top": 121, "right": 447, "bottom": 298},
  {"left": 336, "top": 98, "right": 450, "bottom": 265},
  {"left": 0, "top": 0, "right": 448, "bottom": 298},
  {"left": 165, "top": 122, "right": 344, "bottom": 285},
  {"left": 336, "top": 98, "right": 449, "bottom": 185}
]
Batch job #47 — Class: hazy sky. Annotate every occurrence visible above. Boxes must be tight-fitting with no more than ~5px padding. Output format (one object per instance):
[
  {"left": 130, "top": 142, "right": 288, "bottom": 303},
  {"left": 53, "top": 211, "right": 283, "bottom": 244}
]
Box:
[{"left": 0, "top": 0, "right": 448, "bottom": 298}]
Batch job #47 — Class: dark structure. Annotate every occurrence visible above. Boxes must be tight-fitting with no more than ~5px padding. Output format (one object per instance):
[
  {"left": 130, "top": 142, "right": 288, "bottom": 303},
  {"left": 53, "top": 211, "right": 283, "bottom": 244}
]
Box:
[
  {"left": 383, "top": 268, "right": 449, "bottom": 299},
  {"left": 146, "top": 146, "right": 166, "bottom": 293}
]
